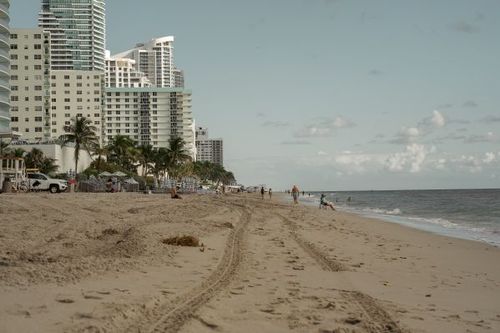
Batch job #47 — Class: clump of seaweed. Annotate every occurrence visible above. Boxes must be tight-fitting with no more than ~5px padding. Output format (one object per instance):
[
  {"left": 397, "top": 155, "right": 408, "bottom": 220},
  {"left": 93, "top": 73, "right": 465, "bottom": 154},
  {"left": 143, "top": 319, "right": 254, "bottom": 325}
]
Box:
[{"left": 162, "top": 235, "right": 200, "bottom": 247}]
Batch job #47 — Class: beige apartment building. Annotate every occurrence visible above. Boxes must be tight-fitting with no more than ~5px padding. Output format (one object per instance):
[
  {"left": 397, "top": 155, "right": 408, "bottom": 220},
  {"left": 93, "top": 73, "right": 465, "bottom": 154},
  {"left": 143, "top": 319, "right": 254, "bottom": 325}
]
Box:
[
  {"left": 105, "top": 87, "right": 196, "bottom": 159},
  {"left": 9, "top": 28, "right": 51, "bottom": 141},
  {"left": 10, "top": 28, "right": 104, "bottom": 143},
  {"left": 49, "top": 70, "right": 104, "bottom": 142}
]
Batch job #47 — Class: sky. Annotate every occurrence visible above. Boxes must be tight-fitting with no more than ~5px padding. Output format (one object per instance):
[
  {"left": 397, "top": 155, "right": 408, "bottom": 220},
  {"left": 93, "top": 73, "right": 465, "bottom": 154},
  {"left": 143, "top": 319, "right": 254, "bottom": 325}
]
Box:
[{"left": 10, "top": 0, "right": 500, "bottom": 191}]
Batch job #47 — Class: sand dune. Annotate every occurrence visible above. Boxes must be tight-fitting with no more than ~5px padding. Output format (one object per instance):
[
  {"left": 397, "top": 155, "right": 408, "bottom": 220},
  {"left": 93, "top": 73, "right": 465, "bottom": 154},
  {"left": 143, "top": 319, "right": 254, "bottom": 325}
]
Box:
[{"left": 0, "top": 192, "right": 499, "bottom": 332}]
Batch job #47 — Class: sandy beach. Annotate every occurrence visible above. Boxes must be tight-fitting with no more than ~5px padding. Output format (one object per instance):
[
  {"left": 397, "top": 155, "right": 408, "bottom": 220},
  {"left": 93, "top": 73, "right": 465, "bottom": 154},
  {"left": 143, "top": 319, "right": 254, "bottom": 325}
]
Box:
[{"left": 0, "top": 192, "right": 499, "bottom": 333}]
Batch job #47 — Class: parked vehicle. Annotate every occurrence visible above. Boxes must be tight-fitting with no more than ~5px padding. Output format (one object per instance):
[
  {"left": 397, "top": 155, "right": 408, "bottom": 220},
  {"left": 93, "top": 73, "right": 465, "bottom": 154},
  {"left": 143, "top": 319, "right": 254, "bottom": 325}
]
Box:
[{"left": 27, "top": 172, "right": 68, "bottom": 193}]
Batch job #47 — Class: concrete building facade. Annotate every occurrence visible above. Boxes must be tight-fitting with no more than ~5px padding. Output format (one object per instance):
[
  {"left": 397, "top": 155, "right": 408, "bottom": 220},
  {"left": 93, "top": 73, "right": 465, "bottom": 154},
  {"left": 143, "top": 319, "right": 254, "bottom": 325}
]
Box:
[
  {"left": 195, "top": 127, "right": 223, "bottom": 166},
  {"left": 38, "top": 0, "right": 105, "bottom": 71},
  {"left": 10, "top": 29, "right": 104, "bottom": 143},
  {"left": 104, "top": 87, "right": 195, "bottom": 159},
  {"left": 9, "top": 28, "right": 51, "bottom": 141},
  {"left": 0, "top": 0, "right": 10, "bottom": 136},
  {"left": 50, "top": 70, "right": 104, "bottom": 142}
]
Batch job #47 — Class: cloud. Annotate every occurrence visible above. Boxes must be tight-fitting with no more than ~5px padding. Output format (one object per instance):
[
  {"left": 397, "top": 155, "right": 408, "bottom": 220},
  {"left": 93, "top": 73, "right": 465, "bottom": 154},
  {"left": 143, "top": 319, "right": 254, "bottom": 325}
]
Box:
[
  {"left": 463, "top": 100, "right": 478, "bottom": 108},
  {"left": 480, "top": 115, "right": 500, "bottom": 123},
  {"left": 389, "top": 110, "right": 447, "bottom": 144},
  {"left": 368, "top": 69, "right": 383, "bottom": 76},
  {"left": 385, "top": 144, "right": 429, "bottom": 173},
  {"left": 449, "top": 20, "right": 480, "bottom": 34},
  {"left": 464, "top": 132, "right": 499, "bottom": 143},
  {"left": 261, "top": 121, "right": 290, "bottom": 128},
  {"left": 294, "top": 116, "right": 355, "bottom": 138},
  {"left": 436, "top": 103, "right": 453, "bottom": 109},
  {"left": 281, "top": 140, "right": 311, "bottom": 145},
  {"left": 389, "top": 127, "right": 420, "bottom": 144}
]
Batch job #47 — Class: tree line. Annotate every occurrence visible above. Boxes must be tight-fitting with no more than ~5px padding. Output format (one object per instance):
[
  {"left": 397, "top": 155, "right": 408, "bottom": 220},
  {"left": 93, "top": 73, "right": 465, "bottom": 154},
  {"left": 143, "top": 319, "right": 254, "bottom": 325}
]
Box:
[{"left": 1, "top": 117, "right": 236, "bottom": 186}]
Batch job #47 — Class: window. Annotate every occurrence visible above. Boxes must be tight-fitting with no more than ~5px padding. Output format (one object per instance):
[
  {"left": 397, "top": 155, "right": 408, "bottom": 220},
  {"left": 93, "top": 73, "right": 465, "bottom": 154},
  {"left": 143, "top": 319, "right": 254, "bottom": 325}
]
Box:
[
  {"left": 64, "top": 83, "right": 70, "bottom": 87},
  {"left": 10, "top": 44, "right": 17, "bottom": 50},
  {"left": 10, "top": 34, "right": 17, "bottom": 39},
  {"left": 34, "top": 44, "right": 42, "bottom": 50},
  {"left": 65, "top": 113, "right": 70, "bottom": 118},
  {"left": 64, "top": 98, "right": 70, "bottom": 102},
  {"left": 10, "top": 65, "right": 18, "bottom": 70},
  {"left": 11, "top": 75, "right": 18, "bottom": 81},
  {"left": 10, "top": 54, "right": 18, "bottom": 60},
  {"left": 11, "top": 86, "right": 18, "bottom": 91},
  {"left": 10, "top": 96, "right": 18, "bottom": 101},
  {"left": 64, "top": 75, "right": 70, "bottom": 80},
  {"left": 34, "top": 54, "right": 42, "bottom": 60},
  {"left": 11, "top": 117, "right": 18, "bottom": 122},
  {"left": 35, "top": 117, "right": 42, "bottom": 122},
  {"left": 35, "top": 106, "right": 42, "bottom": 112},
  {"left": 34, "top": 65, "right": 42, "bottom": 70},
  {"left": 34, "top": 86, "right": 42, "bottom": 91},
  {"left": 35, "top": 96, "right": 42, "bottom": 101},
  {"left": 35, "top": 127, "right": 42, "bottom": 133},
  {"left": 34, "top": 34, "right": 41, "bottom": 39}
]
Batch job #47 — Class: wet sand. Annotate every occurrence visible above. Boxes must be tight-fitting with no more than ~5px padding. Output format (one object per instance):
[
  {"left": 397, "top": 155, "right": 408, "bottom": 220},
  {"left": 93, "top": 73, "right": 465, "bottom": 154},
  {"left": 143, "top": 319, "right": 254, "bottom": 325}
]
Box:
[{"left": 0, "top": 192, "right": 499, "bottom": 332}]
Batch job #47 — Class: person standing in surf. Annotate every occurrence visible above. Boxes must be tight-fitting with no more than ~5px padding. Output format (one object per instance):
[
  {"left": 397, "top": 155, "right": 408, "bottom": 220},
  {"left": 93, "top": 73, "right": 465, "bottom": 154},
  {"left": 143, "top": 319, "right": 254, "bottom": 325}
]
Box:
[{"left": 291, "top": 185, "right": 300, "bottom": 204}]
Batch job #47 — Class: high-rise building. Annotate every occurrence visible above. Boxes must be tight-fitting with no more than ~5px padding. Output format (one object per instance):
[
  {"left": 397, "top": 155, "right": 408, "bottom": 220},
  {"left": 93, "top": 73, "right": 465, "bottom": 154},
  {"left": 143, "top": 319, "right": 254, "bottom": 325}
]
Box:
[
  {"left": 113, "top": 36, "right": 175, "bottom": 88},
  {"left": 105, "top": 51, "right": 152, "bottom": 88},
  {"left": 104, "top": 87, "right": 195, "bottom": 159},
  {"left": 173, "top": 68, "right": 184, "bottom": 88},
  {"left": 195, "top": 127, "right": 223, "bottom": 166},
  {"left": 10, "top": 29, "right": 104, "bottom": 143},
  {"left": 9, "top": 28, "right": 51, "bottom": 141},
  {"left": 0, "top": 0, "right": 10, "bottom": 136},
  {"left": 38, "top": 0, "right": 105, "bottom": 71}
]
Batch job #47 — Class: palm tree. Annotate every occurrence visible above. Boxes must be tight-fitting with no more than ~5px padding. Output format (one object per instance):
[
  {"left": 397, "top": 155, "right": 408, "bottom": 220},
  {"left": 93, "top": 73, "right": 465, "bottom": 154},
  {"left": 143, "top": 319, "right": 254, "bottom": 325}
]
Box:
[
  {"left": 92, "top": 142, "right": 108, "bottom": 174},
  {"left": 24, "top": 148, "right": 45, "bottom": 169},
  {"left": 0, "top": 139, "right": 10, "bottom": 157},
  {"left": 107, "top": 135, "right": 137, "bottom": 172},
  {"left": 137, "top": 144, "right": 155, "bottom": 177},
  {"left": 166, "top": 137, "right": 192, "bottom": 179},
  {"left": 61, "top": 117, "right": 98, "bottom": 177}
]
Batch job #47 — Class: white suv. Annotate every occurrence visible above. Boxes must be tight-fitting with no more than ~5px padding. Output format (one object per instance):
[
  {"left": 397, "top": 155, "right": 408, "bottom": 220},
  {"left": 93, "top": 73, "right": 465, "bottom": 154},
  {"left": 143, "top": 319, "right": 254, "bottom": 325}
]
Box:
[{"left": 27, "top": 173, "right": 68, "bottom": 193}]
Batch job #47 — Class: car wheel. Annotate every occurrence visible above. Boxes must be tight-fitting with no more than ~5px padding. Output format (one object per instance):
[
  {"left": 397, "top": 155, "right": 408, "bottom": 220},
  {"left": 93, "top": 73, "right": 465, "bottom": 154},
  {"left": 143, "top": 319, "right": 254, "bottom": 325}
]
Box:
[{"left": 49, "top": 184, "right": 59, "bottom": 193}]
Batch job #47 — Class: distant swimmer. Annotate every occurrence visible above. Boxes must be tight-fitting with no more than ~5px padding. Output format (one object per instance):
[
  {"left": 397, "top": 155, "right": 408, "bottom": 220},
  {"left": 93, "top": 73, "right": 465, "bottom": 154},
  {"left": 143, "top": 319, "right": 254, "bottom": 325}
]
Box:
[
  {"left": 291, "top": 185, "right": 300, "bottom": 204},
  {"left": 269, "top": 188, "right": 272, "bottom": 199}
]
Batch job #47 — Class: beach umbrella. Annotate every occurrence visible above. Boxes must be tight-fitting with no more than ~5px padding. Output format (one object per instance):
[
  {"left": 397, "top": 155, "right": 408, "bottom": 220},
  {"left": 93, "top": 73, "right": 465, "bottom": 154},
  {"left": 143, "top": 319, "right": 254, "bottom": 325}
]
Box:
[
  {"left": 112, "top": 171, "right": 127, "bottom": 177},
  {"left": 99, "top": 171, "right": 112, "bottom": 177}
]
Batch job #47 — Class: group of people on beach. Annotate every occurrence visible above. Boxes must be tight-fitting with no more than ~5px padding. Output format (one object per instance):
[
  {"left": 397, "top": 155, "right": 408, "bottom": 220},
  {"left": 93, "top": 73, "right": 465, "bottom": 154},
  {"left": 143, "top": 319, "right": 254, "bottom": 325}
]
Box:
[
  {"left": 290, "top": 184, "right": 335, "bottom": 210},
  {"left": 260, "top": 186, "right": 272, "bottom": 199}
]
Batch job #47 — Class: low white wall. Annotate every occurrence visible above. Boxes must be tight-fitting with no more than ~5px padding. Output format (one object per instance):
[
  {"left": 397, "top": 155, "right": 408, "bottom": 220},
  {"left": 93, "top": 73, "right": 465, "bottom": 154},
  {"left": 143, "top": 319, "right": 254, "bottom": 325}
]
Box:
[{"left": 14, "top": 143, "right": 93, "bottom": 174}]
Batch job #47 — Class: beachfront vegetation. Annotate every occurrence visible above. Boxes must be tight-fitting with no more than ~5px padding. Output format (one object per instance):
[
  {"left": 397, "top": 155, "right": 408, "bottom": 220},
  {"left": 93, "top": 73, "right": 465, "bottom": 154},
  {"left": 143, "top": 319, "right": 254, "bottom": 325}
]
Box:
[
  {"left": 0, "top": 143, "right": 58, "bottom": 175},
  {"left": 72, "top": 127, "right": 237, "bottom": 185},
  {"left": 60, "top": 117, "right": 99, "bottom": 177}
]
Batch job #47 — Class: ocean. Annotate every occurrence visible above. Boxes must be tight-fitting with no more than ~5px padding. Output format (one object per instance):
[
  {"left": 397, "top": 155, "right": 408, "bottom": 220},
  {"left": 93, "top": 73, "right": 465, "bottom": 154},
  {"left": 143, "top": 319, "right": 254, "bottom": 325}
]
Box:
[{"left": 300, "top": 189, "right": 500, "bottom": 246}]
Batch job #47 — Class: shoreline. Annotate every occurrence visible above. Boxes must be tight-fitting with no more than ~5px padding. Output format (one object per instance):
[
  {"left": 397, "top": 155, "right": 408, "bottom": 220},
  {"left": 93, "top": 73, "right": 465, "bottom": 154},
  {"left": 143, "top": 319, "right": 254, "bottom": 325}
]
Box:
[
  {"left": 291, "top": 191, "right": 500, "bottom": 247},
  {"left": 1, "top": 192, "right": 499, "bottom": 332}
]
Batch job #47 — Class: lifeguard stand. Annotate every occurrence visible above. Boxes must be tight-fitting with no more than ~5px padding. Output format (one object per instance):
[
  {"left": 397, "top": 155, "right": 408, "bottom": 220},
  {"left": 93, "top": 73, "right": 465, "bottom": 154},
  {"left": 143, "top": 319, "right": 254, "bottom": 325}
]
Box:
[{"left": 0, "top": 157, "right": 27, "bottom": 192}]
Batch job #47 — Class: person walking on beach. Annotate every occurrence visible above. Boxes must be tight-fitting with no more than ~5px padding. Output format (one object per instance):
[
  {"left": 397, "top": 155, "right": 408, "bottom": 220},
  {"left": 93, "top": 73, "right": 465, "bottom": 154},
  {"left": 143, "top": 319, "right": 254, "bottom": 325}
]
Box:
[
  {"left": 291, "top": 185, "right": 300, "bottom": 204},
  {"left": 260, "top": 186, "right": 265, "bottom": 199},
  {"left": 269, "top": 188, "right": 272, "bottom": 199}
]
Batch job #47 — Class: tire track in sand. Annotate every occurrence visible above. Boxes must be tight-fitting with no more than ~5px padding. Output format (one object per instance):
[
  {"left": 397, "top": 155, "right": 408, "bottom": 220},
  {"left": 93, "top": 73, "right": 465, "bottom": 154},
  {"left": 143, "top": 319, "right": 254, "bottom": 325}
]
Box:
[
  {"left": 278, "top": 213, "right": 405, "bottom": 333},
  {"left": 278, "top": 213, "right": 347, "bottom": 272},
  {"left": 145, "top": 203, "right": 251, "bottom": 333}
]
